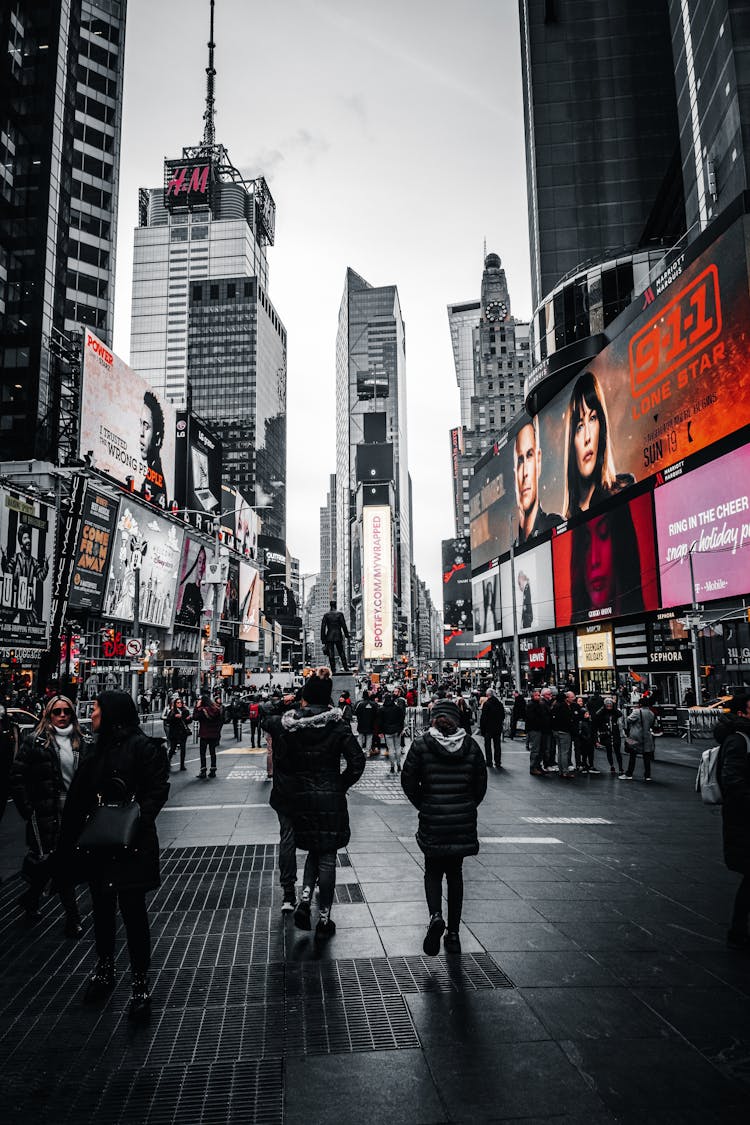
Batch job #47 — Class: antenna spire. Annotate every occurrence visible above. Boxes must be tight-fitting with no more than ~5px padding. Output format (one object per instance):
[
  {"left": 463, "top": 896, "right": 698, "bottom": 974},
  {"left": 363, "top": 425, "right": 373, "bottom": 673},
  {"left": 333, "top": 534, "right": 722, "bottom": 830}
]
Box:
[{"left": 203, "top": 0, "right": 216, "bottom": 147}]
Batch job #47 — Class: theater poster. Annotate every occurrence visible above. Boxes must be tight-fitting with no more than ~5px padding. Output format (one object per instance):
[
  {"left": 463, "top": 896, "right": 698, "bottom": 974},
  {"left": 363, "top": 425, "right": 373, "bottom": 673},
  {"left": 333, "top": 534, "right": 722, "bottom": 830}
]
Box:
[
  {"left": 68, "top": 486, "right": 118, "bottom": 613},
  {"left": 471, "top": 215, "right": 750, "bottom": 569},
  {"left": 0, "top": 487, "right": 54, "bottom": 646},
  {"left": 102, "top": 501, "right": 183, "bottom": 629}
]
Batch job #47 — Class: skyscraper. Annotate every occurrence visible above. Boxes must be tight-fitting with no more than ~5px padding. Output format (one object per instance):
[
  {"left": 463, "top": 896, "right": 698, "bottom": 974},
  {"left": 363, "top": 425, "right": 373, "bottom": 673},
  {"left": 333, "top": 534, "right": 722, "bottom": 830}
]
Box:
[
  {"left": 129, "top": 2, "right": 286, "bottom": 540},
  {"left": 335, "top": 268, "right": 412, "bottom": 660},
  {"left": 0, "top": 0, "right": 127, "bottom": 461}
]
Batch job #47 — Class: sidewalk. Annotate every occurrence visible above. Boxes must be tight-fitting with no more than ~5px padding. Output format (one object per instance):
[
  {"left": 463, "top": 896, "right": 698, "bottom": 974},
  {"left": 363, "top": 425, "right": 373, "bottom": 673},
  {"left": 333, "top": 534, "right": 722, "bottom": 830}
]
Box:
[{"left": 1, "top": 733, "right": 748, "bottom": 1123}]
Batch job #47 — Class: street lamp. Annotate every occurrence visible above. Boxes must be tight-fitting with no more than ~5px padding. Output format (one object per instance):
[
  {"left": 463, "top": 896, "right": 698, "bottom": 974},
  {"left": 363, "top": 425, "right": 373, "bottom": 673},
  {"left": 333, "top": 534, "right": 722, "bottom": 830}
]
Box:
[{"left": 687, "top": 541, "right": 705, "bottom": 707}]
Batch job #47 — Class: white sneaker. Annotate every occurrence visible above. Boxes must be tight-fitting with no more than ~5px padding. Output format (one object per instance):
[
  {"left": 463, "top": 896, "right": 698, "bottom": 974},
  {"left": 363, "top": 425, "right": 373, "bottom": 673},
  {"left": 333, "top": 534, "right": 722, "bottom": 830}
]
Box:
[
  {"left": 588, "top": 768, "right": 601, "bottom": 775},
  {"left": 618, "top": 774, "right": 633, "bottom": 780}
]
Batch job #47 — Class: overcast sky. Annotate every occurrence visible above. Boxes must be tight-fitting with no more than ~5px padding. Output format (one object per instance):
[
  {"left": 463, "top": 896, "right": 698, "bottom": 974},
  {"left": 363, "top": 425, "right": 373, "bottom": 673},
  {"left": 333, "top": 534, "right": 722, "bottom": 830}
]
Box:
[{"left": 113, "top": 0, "right": 532, "bottom": 606}]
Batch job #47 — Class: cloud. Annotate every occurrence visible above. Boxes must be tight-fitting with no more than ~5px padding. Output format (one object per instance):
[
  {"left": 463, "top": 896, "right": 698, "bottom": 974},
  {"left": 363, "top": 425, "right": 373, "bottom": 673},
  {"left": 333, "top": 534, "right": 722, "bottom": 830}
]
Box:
[{"left": 239, "top": 129, "right": 329, "bottom": 181}]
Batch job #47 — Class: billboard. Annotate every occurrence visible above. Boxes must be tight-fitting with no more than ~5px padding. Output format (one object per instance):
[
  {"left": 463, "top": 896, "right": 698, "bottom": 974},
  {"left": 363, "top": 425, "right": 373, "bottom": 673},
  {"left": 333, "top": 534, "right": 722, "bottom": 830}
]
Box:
[
  {"left": 239, "top": 561, "right": 261, "bottom": 645},
  {"left": 102, "top": 501, "right": 184, "bottom": 629},
  {"left": 514, "top": 540, "right": 555, "bottom": 635},
  {"left": 0, "top": 488, "right": 54, "bottom": 646},
  {"left": 552, "top": 491, "right": 659, "bottom": 627},
  {"left": 174, "top": 536, "right": 211, "bottom": 628},
  {"left": 174, "top": 412, "right": 222, "bottom": 533},
  {"left": 443, "top": 628, "right": 484, "bottom": 660},
  {"left": 164, "top": 157, "right": 214, "bottom": 211},
  {"left": 655, "top": 442, "right": 750, "bottom": 607},
  {"left": 219, "top": 558, "right": 240, "bottom": 637},
  {"left": 80, "top": 330, "right": 177, "bottom": 509},
  {"left": 68, "top": 487, "right": 118, "bottom": 613},
  {"left": 470, "top": 216, "right": 750, "bottom": 569},
  {"left": 220, "top": 484, "right": 258, "bottom": 560},
  {"left": 471, "top": 565, "right": 501, "bottom": 641},
  {"left": 363, "top": 506, "right": 393, "bottom": 660},
  {"left": 576, "top": 628, "right": 615, "bottom": 669},
  {"left": 442, "top": 537, "right": 472, "bottom": 630}
]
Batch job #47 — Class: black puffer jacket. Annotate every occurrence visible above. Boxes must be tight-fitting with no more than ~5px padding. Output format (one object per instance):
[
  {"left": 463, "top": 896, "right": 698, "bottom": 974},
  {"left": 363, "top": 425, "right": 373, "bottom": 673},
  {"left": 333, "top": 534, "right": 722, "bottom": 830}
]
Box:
[
  {"left": 715, "top": 714, "right": 750, "bottom": 874},
  {"left": 11, "top": 731, "right": 88, "bottom": 854},
  {"left": 353, "top": 698, "right": 376, "bottom": 735},
  {"left": 261, "top": 696, "right": 298, "bottom": 816},
  {"left": 59, "top": 729, "right": 170, "bottom": 890},
  {"left": 525, "top": 698, "right": 550, "bottom": 734},
  {"left": 378, "top": 699, "right": 405, "bottom": 736},
  {"left": 271, "top": 705, "right": 365, "bottom": 852},
  {"left": 479, "top": 695, "right": 505, "bottom": 735},
  {"left": 401, "top": 730, "right": 487, "bottom": 858}
]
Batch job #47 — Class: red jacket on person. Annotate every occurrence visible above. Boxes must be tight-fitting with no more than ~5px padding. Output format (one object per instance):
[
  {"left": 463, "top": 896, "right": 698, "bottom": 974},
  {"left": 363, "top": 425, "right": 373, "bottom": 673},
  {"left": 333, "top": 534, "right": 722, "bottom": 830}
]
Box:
[{"left": 193, "top": 700, "right": 224, "bottom": 741}]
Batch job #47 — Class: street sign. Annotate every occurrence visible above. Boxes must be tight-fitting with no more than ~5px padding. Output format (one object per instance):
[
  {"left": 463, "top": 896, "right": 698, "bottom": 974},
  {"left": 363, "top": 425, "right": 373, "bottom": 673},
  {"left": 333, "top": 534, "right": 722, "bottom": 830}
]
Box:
[
  {"left": 129, "top": 663, "right": 144, "bottom": 673},
  {"left": 206, "top": 642, "right": 224, "bottom": 655},
  {"left": 125, "top": 638, "right": 143, "bottom": 658}
]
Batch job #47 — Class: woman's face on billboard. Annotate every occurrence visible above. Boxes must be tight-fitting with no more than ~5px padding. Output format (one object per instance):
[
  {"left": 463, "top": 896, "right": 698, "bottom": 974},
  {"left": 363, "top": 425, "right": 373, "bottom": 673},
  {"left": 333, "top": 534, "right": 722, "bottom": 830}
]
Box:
[
  {"left": 583, "top": 514, "right": 614, "bottom": 609},
  {"left": 574, "top": 402, "right": 600, "bottom": 483}
]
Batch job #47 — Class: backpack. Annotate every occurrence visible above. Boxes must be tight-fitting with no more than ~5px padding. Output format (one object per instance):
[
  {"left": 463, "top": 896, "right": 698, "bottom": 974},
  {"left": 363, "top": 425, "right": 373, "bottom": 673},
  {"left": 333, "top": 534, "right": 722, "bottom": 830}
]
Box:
[
  {"left": 249, "top": 703, "right": 259, "bottom": 720},
  {"left": 695, "top": 732, "right": 750, "bottom": 805}
]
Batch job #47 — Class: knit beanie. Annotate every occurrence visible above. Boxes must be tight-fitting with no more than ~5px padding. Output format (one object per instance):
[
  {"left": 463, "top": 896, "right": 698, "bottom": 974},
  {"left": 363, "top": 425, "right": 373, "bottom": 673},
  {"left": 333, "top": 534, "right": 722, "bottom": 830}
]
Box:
[
  {"left": 302, "top": 669, "right": 333, "bottom": 706},
  {"left": 431, "top": 700, "right": 460, "bottom": 725}
]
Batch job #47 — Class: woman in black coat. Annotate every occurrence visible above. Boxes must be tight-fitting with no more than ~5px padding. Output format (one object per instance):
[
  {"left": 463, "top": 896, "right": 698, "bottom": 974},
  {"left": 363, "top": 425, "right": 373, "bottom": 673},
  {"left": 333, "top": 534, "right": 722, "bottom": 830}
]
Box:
[
  {"left": 270, "top": 668, "right": 364, "bottom": 939},
  {"left": 401, "top": 699, "right": 487, "bottom": 957},
  {"left": 58, "top": 691, "right": 169, "bottom": 1019},
  {"left": 10, "top": 694, "right": 87, "bottom": 933},
  {"left": 714, "top": 697, "right": 750, "bottom": 950}
]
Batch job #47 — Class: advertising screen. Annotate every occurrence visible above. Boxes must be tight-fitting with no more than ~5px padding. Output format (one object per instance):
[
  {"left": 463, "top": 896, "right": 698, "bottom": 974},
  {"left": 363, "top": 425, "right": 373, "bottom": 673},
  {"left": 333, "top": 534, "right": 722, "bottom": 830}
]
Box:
[
  {"left": 174, "top": 412, "right": 222, "bottom": 533},
  {"left": 576, "top": 628, "right": 615, "bottom": 669},
  {"left": 68, "top": 486, "right": 118, "bottom": 613},
  {"left": 102, "top": 501, "right": 184, "bottom": 629},
  {"left": 219, "top": 558, "right": 240, "bottom": 637},
  {"left": 552, "top": 491, "right": 659, "bottom": 627},
  {"left": 515, "top": 540, "right": 555, "bottom": 635},
  {"left": 442, "top": 537, "right": 472, "bottom": 630},
  {"left": 79, "top": 330, "right": 177, "bottom": 508},
  {"left": 471, "top": 565, "right": 501, "bottom": 641},
  {"left": 363, "top": 506, "right": 393, "bottom": 660},
  {"left": 174, "top": 536, "right": 211, "bottom": 628},
  {"left": 655, "top": 443, "right": 750, "bottom": 607},
  {"left": 470, "top": 217, "right": 750, "bottom": 568},
  {"left": 239, "top": 561, "right": 260, "bottom": 645},
  {"left": 443, "top": 628, "right": 484, "bottom": 661},
  {"left": 0, "top": 487, "right": 54, "bottom": 646},
  {"left": 220, "top": 483, "right": 258, "bottom": 560},
  {"left": 164, "top": 158, "right": 214, "bottom": 211}
]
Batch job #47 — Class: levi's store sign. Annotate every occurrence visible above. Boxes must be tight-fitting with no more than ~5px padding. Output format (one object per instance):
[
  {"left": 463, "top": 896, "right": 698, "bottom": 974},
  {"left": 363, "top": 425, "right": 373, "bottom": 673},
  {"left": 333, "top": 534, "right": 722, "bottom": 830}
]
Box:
[
  {"left": 164, "top": 158, "right": 213, "bottom": 211},
  {"left": 528, "top": 647, "right": 547, "bottom": 668}
]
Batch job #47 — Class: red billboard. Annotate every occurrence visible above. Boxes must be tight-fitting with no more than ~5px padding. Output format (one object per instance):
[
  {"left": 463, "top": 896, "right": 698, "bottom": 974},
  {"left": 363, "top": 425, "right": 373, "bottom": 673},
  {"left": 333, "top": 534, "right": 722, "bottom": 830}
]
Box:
[
  {"left": 470, "top": 214, "right": 750, "bottom": 569},
  {"left": 552, "top": 492, "right": 659, "bottom": 627}
]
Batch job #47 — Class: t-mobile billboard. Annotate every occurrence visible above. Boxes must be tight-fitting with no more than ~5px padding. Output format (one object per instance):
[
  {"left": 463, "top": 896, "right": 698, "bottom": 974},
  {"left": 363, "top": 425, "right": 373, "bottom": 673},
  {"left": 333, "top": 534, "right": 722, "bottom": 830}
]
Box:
[
  {"left": 79, "top": 330, "right": 177, "bottom": 509},
  {"left": 655, "top": 442, "right": 750, "bottom": 607},
  {"left": 362, "top": 506, "right": 393, "bottom": 660}
]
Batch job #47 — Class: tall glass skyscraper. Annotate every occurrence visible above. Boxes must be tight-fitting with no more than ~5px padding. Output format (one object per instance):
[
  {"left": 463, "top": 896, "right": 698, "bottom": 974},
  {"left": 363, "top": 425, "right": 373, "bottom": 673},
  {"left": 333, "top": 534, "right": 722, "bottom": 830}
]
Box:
[
  {"left": 0, "top": 0, "right": 127, "bottom": 461},
  {"left": 335, "top": 268, "right": 412, "bottom": 658}
]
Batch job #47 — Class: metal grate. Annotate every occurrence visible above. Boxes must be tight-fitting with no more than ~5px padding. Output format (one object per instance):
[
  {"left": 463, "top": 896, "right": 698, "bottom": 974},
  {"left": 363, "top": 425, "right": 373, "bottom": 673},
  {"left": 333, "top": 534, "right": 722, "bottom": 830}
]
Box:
[{"left": 333, "top": 882, "right": 365, "bottom": 904}]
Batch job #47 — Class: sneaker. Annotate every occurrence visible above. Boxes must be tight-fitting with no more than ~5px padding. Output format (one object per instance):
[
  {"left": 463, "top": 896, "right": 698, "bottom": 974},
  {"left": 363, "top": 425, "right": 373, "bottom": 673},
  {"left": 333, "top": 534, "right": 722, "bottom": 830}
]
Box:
[
  {"left": 588, "top": 768, "right": 601, "bottom": 775},
  {"left": 294, "top": 897, "right": 312, "bottom": 931},
  {"left": 443, "top": 931, "right": 461, "bottom": 955},
  {"left": 281, "top": 887, "right": 296, "bottom": 913},
  {"left": 315, "top": 915, "right": 336, "bottom": 939},
  {"left": 644, "top": 777, "right": 652, "bottom": 782},
  {"left": 618, "top": 774, "right": 633, "bottom": 780},
  {"left": 423, "top": 912, "right": 445, "bottom": 956}
]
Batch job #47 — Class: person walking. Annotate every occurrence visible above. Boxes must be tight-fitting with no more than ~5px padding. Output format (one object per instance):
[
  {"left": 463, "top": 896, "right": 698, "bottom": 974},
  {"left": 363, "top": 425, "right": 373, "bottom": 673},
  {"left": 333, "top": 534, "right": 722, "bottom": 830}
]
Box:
[
  {"left": 713, "top": 695, "right": 750, "bottom": 950},
  {"left": 525, "top": 689, "right": 548, "bottom": 777},
  {"left": 598, "top": 696, "right": 624, "bottom": 775},
  {"left": 10, "top": 695, "right": 87, "bottom": 935},
  {"left": 248, "top": 694, "right": 262, "bottom": 748},
  {"left": 510, "top": 691, "right": 526, "bottom": 739},
  {"left": 456, "top": 695, "right": 473, "bottom": 738},
  {"left": 270, "top": 667, "right": 364, "bottom": 939},
  {"left": 166, "top": 696, "right": 191, "bottom": 771},
  {"left": 379, "top": 692, "right": 406, "bottom": 773},
  {"left": 353, "top": 690, "right": 376, "bottom": 756},
  {"left": 401, "top": 699, "right": 487, "bottom": 956},
  {"left": 229, "top": 694, "right": 244, "bottom": 741},
  {"left": 479, "top": 688, "right": 505, "bottom": 769},
  {"left": 192, "top": 691, "right": 224, "bottom": 779},
  {"left": 540, "top": 688, "right": 557, "bottom": 770},
  {"left": 620, "top": 696, "right": 655, "bottom": 780},
  {"left": 261, "top": 689, "right": 301, "bottom": 913},
  {"left": 57, "top": 690, "right": 169, "bottom": 1020}
]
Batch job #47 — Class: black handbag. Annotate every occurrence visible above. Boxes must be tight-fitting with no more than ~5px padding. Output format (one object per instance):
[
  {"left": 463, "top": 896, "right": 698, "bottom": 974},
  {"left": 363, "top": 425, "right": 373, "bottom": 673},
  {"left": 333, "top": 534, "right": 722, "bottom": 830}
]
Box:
[{"left": 76, "top": 779, "right": 140, "bottom": 858}]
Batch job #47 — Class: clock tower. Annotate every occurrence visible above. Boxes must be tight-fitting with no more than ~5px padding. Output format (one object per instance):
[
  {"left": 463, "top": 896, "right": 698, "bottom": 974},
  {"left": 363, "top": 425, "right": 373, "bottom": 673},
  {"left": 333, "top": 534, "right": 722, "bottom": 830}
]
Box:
[{"left": 481, "top": 253, "right": 511, "bottom": 324}]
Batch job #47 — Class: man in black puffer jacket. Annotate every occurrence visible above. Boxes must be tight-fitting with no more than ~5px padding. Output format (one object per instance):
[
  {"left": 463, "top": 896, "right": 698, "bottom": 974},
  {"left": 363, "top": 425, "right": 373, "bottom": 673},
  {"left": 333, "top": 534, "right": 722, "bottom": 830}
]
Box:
[
  {"left": 714, "top": 696, "right": 750, "bottom": 951},
  {"left": 264, "top": 668, "right": 364, "bottom": 939},
  {"left": 401, "top": 699, "right": 487, "bottom": 957}
]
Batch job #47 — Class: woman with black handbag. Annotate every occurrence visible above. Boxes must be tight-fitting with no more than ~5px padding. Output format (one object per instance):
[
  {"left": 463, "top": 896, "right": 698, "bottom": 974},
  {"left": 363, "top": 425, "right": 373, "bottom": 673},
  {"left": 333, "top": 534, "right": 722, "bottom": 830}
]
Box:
[
  {"left": 10, "top": 694, "right": 87, "bottom": 934},
  {"left": 58, "top": 690, "right": 169, "bottom": 1020}
]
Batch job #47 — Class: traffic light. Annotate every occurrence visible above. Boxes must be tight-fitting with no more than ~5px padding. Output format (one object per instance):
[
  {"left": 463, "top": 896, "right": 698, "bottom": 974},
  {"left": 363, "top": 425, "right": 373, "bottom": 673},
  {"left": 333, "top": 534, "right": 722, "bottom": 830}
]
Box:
[
  {"left": 701, "top": 665, "right": 714, "bottom": 677},
  {"left": 203, "top": 623, "right": 211, "bottom": 640}
]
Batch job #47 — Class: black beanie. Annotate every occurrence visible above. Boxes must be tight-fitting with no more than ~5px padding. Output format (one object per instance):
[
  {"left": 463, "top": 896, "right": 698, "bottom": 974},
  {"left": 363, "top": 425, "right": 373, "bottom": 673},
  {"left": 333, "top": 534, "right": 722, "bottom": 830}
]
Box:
[{"left": 302, "top": 671, "right": 333, "bottom": 707}]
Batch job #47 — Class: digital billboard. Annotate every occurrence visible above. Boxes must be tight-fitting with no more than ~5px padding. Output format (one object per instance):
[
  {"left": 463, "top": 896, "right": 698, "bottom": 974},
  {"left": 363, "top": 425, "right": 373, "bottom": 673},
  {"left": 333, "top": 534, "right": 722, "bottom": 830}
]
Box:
[
  {"left": 471, "top": 565, "right": 501, "bottom": 641},
  {"left": 363, "top": 506, "right": 393, "bottom": 660},
  {"left": 68, "top": 486, "right": 118, "bottom": 613},
  {"left": 102, "top": 501, "right": 184, "bottom": 629},
  {"left": 220, "top": 483, "right": 258, "bottom": 560},
  {"left": 174, "top": 412, "right": 222, "bottom": 533},
  {"left": 219, "top": 558, "right": 240, "bottom": 637},
  {"left": 514, "top": 540, "right": 555, "bottom": 635},
  {"left": 552, "top": 491, "right": 659, "bottom": 627},
  {"left": 239, "top": 561, "right": 260, "bottom": 645},
  {"left": 0, "top": 487, "right": 54, "bottom": 646},
  {"left": 442, "top": 537, "right": 472, "bottom": 630},
  {"left": 174, "top": 536, "right": 211, "bottom": 629},
  {"left": 164, "top": 158, "right": 214, "bottom": 211},
  {"left": 655, "top": 442, "right": 750, "bottom": 607},
  {"left": 470, "top": 216, "right": 750, "bottom": 570},
  {"left": 443, "top": 628, "right": 484, "bottom": 661},
  {"left": 79, "top": 330, "right": 177, "bottom": 508}
]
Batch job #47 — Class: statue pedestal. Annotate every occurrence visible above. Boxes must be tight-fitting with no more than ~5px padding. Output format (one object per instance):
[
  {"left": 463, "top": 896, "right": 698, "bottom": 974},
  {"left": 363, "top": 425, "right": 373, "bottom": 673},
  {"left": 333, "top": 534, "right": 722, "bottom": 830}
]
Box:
[{"left": 332, "top": 672, "right": 356, "bottom": 700}]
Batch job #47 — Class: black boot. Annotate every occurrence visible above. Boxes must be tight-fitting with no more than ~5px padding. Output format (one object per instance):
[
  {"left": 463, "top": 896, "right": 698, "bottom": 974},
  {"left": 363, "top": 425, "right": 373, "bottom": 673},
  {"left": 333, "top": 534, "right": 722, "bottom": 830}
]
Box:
[
  {"left": 64, "top": 911, "right": 83, "bottom": 939},
  {"left": 84, "top": 956, "right": 116, "bottom": 1002},
  {"left": 128, "top": 971, "right": 151, "bottom": 1022}
]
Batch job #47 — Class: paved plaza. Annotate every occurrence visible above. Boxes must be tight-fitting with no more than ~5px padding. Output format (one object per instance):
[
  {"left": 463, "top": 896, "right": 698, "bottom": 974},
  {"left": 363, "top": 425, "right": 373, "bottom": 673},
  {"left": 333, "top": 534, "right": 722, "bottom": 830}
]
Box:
[{"left": 1, "top": 735, "right": 749, "bottom": 1123}]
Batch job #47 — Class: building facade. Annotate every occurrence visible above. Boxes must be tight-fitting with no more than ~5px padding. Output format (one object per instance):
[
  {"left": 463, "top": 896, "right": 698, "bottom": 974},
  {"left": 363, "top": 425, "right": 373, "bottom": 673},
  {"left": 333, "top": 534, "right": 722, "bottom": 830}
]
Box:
[
  {"left": 335, "top": 268, "right": 412, "bottom": 662},
  {"left": 0, "top": 0, "right": 126, "bottom": 462}
]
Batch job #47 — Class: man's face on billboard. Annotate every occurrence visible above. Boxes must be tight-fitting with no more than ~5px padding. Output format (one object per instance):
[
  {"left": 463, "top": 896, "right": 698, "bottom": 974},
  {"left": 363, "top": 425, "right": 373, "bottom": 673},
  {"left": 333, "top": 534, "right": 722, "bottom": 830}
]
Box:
[
  {"left": 19, "top": 531, "right": 31, "bottom": 555},
  {"left": 140, "top": 403, "right": 157, "bottom": 461},
  {"left": 515, "top": 424, "right": 540, "bottom": 517}
]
